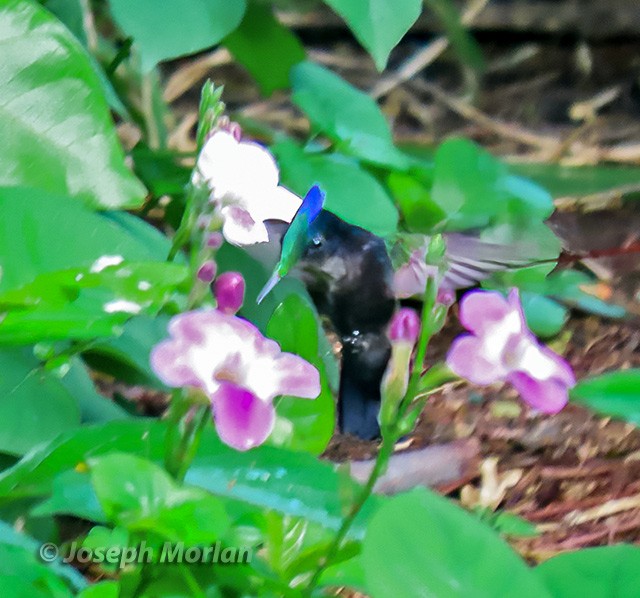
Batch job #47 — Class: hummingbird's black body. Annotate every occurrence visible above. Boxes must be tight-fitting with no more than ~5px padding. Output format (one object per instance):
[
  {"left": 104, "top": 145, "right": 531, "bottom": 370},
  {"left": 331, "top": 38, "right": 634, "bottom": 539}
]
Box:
[{"left": 294, "top": 211, "right": 396, "bottom": 439}]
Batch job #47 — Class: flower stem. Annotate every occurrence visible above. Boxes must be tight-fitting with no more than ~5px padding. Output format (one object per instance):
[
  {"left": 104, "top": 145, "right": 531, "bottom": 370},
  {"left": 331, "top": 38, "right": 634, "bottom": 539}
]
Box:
[
  {"left": 304, "top": 436, "right": 395, "bottom": 594},
  {"left": 164, "top": 391, "right": 210, "bottom": 481}
]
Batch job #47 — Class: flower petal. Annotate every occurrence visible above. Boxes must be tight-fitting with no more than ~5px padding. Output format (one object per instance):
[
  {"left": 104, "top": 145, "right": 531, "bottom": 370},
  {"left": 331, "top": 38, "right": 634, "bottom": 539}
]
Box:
[
  {"left": 210, "top": 382, "right": 275, "bottom": 451},
  {"left": 150, "top": 340, "right": 202, "bottom": 389},
  {"left": 446, "top": 335, "right": 508, "bottom": 385},
  {"left": 508, "top": 372, "right": 569, "bottom": 413},
  {"left": 458, "top": 290, "right": 521, "bottom": 336},
  {"left": 221, "top": 206, "right": 270, "bottom": 245},
  {"left": 245, "top": 351, "right": 320, "bottom": 401}
]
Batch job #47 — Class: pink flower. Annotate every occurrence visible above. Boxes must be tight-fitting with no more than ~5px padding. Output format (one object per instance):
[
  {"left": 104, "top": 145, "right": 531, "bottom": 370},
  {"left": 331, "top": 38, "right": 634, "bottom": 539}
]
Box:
[
  {"left": 196, "top": 131, "right": 301, "bottom": 246},
  {"left": 389, "top": 308, "right": 420, "bottom": 345},
  {"left": 214, "top": 272, "right": 245, "bottom": 315},
  {"left": 150, "top": 310, "right": 320, "bottom": 450},
  {"left": 446, "top": 289, "right": 575, "bottom": 413}
]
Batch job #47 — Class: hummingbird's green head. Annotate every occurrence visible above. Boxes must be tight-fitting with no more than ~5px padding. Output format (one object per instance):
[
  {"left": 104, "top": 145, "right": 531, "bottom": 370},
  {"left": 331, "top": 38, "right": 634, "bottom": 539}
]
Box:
[{"left": 257, "top": 185, "right": 325, "bottom": 303}]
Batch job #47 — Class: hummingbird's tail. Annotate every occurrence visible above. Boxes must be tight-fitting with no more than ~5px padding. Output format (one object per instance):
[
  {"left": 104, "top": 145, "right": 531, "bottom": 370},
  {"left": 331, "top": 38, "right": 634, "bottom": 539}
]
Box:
[{"left": 338, "top": 331, "right": 391, "bottom": 440}]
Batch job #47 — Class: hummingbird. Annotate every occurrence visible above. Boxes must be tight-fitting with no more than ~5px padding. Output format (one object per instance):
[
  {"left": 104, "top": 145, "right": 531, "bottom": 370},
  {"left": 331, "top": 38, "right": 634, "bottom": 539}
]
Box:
[{"left": 257, "top": 185, "right": 549, "bottom": 439}]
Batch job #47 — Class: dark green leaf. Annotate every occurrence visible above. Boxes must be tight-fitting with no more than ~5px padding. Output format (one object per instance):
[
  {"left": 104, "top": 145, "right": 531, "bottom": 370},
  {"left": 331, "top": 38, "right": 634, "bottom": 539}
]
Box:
[
  {"left": 224, "top": 2, "right": 305, "bottom": 96},
  {"left": 273, "top": 140, "right": 398, "bottom": 236},
  {"left": 520, "top": 292, "right": 568, "bottom": 338},
  {"left": 536, "top": 545, "right": 640, "bottom": 597},
  {"left": 362, "top": 488, "right": 551, "bottom": 597},
  {"left": 267, "top": 295, "right": 335, "bottom": 454},
  {"left": 0, "top": 188, "right": 174, "bottom": 294},
  {"left": 0, "top": 0, "right": 145, "bottom": 209},
  {"left": 571, "top": 370, "right": 640, "bottom": 425},
  {"left": 0, "top": 348, "right": 80, "bottom": 456},
  {"left": 0, "top": 519, "right": 87, "bottom": 591},
  {"left": 89, "top": 453, "right": 230, "bottom": 544},
  {"left": 291, "top": 62, "right": 410, "bottom": 170},
  {"left": 323, "top": 0, "right": 422, "bottom": 70},
  {"left": 109, "top": 0, "right": 246, "bottom": 71}
]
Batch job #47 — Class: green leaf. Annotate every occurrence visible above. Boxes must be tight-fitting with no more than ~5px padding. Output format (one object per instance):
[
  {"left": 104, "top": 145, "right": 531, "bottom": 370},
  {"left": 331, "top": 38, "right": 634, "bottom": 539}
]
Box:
[
  {"left": 0, "top": 0, "right": 146, "bottom": 209},
  {"left": 224, "top": 2, "right": 305, "bottom": 96},
  {"left": 571, "top": 370, "right": 640, "bottom": 425},
  {"left": 362, "top": 488, "right": 551, "bottom": 598},
  {"left": 109, "top": 0, "right": 246, "bottom": 72},
  {"left": 490, "top": 511, "right": 540, "bottom": 537},
  {"left": 78, "top": 581, "right": 120, "bottom": 598},
  {"left": 433, "top": 138, "right": 554, "bottom": 230},
  {"left": 266, "top": 295, "right": 335, "bottom": 454},
  {"left": 273, "top": 140, "right": 399, "bottom": 236},
  {"left": 0, "top": 188, "right": 172, "bottom": 294},
  {"left": 291, "top": 62, "right": 410, "bottom": 170},
  {"left": 0, "top": 420, "right": 165, "bottom": 502},
  {"left": 0, "top": 519, "right": 87, "bottom": 591},
  {"left": 323, "top": 0, "right": 422, "bottom": 70},
  {"left": 89, "top": 453, "right": 230, "bottom": 544},
  {"left": 0, "top": 544, "right": 73, "bottom": 597},
  {"left": 387, "top": 170, "right": 446, "bottom": 232},
  {"left": 32, "top": 469, "right": 106, "bottom": 522},
  {"left": 509, "top": 162, "right": 640, "bottom": 198},
  {"left": 0, "top": 348, "right": 80, "bottom": 456},
  {"left": 536, "top": 545, "right": 640, "bottom": 597},
  {"left": 0, "top": 261, "right": 188, "bottom": 345},
  {"left": 520, "top": 292, "right": 568, "bottom": 338},
  {"left": 59, "top": 358, "right": 131, "bottom": 423}
]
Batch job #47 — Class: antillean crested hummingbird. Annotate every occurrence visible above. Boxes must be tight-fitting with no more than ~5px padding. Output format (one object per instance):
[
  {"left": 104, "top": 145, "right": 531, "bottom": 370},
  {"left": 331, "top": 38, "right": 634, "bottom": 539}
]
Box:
[{"left": 257, "top": 185, "right": 538, "bottom": 439}]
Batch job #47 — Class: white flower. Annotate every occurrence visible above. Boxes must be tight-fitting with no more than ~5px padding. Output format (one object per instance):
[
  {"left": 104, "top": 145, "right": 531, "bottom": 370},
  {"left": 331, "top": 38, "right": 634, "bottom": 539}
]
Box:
[{"left": 197, "top": 131, "right": 301, "bottom": 246}]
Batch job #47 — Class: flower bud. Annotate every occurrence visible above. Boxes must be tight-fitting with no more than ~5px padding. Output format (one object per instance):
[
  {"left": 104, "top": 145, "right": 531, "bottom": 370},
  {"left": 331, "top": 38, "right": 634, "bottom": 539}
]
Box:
[
  {"left": 206, "top": 232, "right": 224, "bottom": 249},
  {"left": 389, "top": 308, "right": 420, "bottom": 345},
  {"left": 197, "top": 260, "right": 217, "bottom": 283},
  {"left": 214, "top": 272, "right": 245, "bottom": 315}
]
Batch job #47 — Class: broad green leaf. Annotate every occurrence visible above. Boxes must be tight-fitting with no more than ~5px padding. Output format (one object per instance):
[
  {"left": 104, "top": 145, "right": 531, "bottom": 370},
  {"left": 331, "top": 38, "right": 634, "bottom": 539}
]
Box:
[
  {"left": 266, "top": 295, "right": 335, "bottom": 454},
  {"left": 362, "top": 488, "right": 551, "bottom": 598},
  {"left": 224, "top": 2, "right": 305, "bottom": 96},
  {"left": 0, "top": 544, "right": 73, "bottom": 597},
  {"left": 323, "top": 0, "right": 422, "bottom": 70},
  {"left": 89, "top": 453, "right": 230, "bottom": 544},
  {"left": 509, "top": 162, "right": 640, "bottom": 198},
  {"left": 0, "top": 348, "right": 80, "bottom": 456},
  {"left": 109, "top": 0, "right": 246, "bottom": 72},
  {"left": 536, "top": 545, "right": 640, "bottom": 597},
  {"left": 273, "top": 140, "right": 399, "bottom": 236},
  {"left": 32, "top": 469, "right": 106, "bottom": 522},
  {"left": 60, "top": 358, "right": 131, "bottom": 423},
  {"left": 571, "top": 370, "right": 640, "bottom": 425},
  {"left": 78, "top": 581, "right": 120, "bottom": 598},
  {"left": 489, "top": 511, "right": 539, "bottom": 537},
  {"left": 291, "top": 62, "right": 410, "bottom": 170},
  {"left": 0, "top": 188, "right": 173, "bottom": 294},
  {"left": 0, "top": 520, "right": 87, "bottom": 591},
  {"left": 0, "top": 420, "right": 164, "bottom": 501},
  {"left": 0, "top": 0, "right": 146, "bottom": 209},
  {"left": 433, "top": 138, "right": 554, "bottom": 230},
  {"left": 0, "top": 261, "right": 188, "bottom": 345},
  {"left": 0, "top": 421, "right": 382, "bottom": 537}
]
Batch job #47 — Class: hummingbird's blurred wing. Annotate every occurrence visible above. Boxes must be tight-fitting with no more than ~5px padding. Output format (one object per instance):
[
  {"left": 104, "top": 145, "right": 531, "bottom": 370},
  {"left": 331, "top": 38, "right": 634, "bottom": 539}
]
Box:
[{"left": 442, "top": 233, "right": 539, "bottom": 289}]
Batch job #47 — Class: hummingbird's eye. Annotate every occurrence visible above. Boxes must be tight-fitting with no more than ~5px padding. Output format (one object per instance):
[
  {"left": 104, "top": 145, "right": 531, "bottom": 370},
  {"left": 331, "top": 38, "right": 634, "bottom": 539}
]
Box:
[{"left": 312, "top": 235, "right": 323, "bottom": 248}]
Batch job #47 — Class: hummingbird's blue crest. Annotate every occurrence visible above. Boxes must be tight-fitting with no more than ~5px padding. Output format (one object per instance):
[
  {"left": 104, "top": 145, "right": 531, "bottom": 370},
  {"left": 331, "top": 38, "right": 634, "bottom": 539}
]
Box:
[{"left": 256, "top": 184, "right": 325, "bottom": 304}]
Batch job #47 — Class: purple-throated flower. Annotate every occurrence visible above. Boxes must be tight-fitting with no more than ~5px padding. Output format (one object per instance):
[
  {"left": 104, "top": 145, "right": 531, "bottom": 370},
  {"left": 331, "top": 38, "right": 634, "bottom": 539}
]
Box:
[
  {"left": 196, "top": 131, "right": 301, "bottom": 246},
  {"left": 150, "top": 310, "right": 320, "bottom": 451},
  {"left": 446, "top": 289, "right": 575, "bottom": 413}
]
